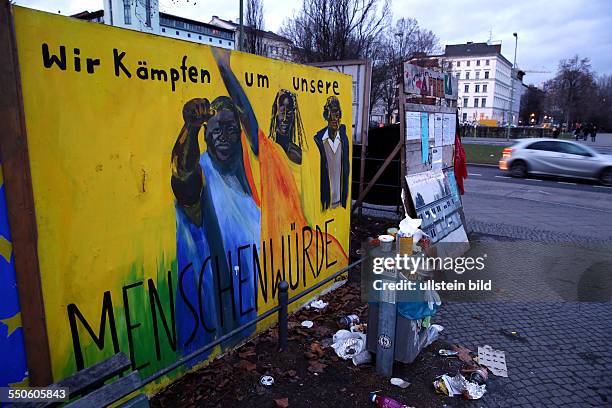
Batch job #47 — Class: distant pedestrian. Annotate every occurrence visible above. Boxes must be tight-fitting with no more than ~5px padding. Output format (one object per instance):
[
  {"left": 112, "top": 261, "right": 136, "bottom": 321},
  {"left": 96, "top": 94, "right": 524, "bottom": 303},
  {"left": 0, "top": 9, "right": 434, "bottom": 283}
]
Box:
[
  {"left": 590, "top": 124, "right": 597, "bottom": 142},
  {"left": 574, "top": 123, "right": 582, "bottom": 141},
  {"left": 582, "top": 123, "right": 591, "bottom": 141},
  {"left": 552, "top": 127, "right": 560, "bottom": 139}
]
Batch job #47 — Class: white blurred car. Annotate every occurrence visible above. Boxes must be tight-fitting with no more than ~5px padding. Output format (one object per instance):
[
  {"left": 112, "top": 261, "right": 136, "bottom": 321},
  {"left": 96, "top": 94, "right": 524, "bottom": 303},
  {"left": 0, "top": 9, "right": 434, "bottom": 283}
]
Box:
[{"left": 498, "top": 138, "right": 612, "bottom": 186}]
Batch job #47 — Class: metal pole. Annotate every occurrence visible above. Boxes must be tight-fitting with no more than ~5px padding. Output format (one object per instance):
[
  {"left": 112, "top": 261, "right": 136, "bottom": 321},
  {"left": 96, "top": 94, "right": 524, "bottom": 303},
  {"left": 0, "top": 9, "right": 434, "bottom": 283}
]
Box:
[
  {"left": 238, "top": 0, "right": 244, "bottom": 51},
  {"left": 506, "top": 32, "right": 518, "bottom": 140},
  {"left": 278, "top": 281, "right": 289, "bottom": 351}
]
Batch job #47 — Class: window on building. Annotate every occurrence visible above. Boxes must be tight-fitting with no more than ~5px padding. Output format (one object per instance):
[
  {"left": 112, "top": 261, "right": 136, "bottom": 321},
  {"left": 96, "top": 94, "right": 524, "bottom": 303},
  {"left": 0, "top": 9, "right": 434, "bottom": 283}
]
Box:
[
  {"left": 467, "top": 60, "right": 471, "bottom": 67},
  {"left": 465, "top": 72, "right": 470, "bottom": 79},
  {"left": 209, "top": 38, "right": 212, "bottom": 42},
  {"left": 475, "top": 71, "right": 480, "bottom": 79},
  {"left": 123, "top": 0, "right": 131, "bottom": 25},
  {"left": 145, "top": 0, "right": 151, "bottom": 27},
  {"left": 464, "top": 84, "right": 469, "bottom": 92},
  {"left": 475, "top": 84, "right": 480, "bottom": 92},
  {"left": 463, "top": 97, "right": 468, "bottom": 106},
  {"left": 176, "top": 31, "right": 179, "bottom": 35},
  {"left": 476, "top": 60, "right": 480, "bottom": 66},
  {"left": 486, "top": 59, "right": 490, "bottom": 65},
  {"left": 457, "top": 61, "right": 461, "bottom": 67},
  {"left": 455, "top": 72, "right": 460, "bottom": 78},
  {"left": 483, "top": 84, "right": 488, "bottom": 92},
  {"left": 199, "top": 35, "right": 202, "bottom": 40},
  {"left": 162, "top": 28, "right": 165, "bottom": 32},
  {"left": 474, "top": 98, "right": 479, "bottom": 107},
  {"left": 484, "top": 71, "right": 489, "bottom": 79},
  {"left": 228, "top": 41, "right": 231, "bottom": 45},
  {"left": 187, "top": 33, "right": 191, "bottom": 37},
  {"left": 218, "top": 39, "right": 222, "bottom": 44},
  {"left": 481, "top": 98, "right": 486, "bottom": 107},
  {"left": 462, "top": 112, "right": 468, "bottom": 122}
]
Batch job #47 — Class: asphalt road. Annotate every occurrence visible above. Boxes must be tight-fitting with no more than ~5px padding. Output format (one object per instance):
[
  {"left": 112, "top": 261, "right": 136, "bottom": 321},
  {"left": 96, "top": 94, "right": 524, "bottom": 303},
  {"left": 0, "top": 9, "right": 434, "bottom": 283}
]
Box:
[
  {"left": 468, "top": 163, "right": 612, "bottom": 194},
  {"left": 463, "top": 163, "right": 612, "bottom": 241}
]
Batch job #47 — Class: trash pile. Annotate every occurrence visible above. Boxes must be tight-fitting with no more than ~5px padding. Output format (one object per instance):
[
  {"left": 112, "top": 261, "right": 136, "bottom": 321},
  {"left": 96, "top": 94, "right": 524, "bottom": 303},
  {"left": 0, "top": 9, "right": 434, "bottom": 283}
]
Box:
[
  {"left": 329, "top": 314, "right": 373, "bottom": 366},
  {"left": 433, "top": 343, "right": 508, "bottom": 400}
]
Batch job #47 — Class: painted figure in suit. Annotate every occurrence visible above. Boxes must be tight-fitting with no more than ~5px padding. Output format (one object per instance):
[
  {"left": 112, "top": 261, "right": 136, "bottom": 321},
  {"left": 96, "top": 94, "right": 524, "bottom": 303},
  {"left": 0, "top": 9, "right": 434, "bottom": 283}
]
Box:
[{"left": 313, "top": 96, "right": 350, "bottom": 211}]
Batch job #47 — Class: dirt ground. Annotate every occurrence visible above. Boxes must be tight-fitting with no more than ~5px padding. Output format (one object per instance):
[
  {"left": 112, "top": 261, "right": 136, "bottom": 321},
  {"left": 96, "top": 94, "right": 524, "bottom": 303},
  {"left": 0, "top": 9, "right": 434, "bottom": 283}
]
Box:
[{"left": 150, "top": 216, "right": 477, "bottom": 408}]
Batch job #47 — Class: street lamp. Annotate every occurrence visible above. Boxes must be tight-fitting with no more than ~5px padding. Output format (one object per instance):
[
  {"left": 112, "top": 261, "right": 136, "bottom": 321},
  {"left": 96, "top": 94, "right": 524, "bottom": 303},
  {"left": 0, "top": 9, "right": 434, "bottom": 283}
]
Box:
[{"left": 506, "top": 32, "right": 518, "bottom": 140}]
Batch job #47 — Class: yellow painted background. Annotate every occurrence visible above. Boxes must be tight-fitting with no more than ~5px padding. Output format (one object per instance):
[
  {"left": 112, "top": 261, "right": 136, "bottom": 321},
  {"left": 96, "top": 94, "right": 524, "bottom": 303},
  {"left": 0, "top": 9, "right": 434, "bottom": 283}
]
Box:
[{"left": 12, "top": 6, "right": 352, "bottom": 388}]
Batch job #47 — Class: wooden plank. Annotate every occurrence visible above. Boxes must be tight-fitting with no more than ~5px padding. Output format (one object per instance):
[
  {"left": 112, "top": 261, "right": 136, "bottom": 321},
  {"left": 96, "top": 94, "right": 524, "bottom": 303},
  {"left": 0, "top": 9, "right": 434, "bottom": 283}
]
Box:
[
  {"left": 351, "top": 140, "right": 403, "bottom": 215},
  {"left": 404, "top": 103, "right": 456, "bottom": 114},
  {"left": 57, "top": 352, "right": 131, "bottom": 396},
  {"left": 116, "top": 394, "right": 150, "bottom": 408},
  {"left": 0, "top": 0, "right": 53, "bottom": 385},
  {"left": 64, "top": 372, "right": 142, "bottom": 408},
  {"left": 19, "top": 354, "right": 132, "bottom": 408},
  {"left": 357, "top": 59, "right": 372, "bottom": 218}
]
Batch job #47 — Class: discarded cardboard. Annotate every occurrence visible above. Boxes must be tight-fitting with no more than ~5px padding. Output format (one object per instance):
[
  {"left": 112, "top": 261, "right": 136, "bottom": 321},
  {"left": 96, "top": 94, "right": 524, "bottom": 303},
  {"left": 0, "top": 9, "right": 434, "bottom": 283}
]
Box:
[{"left": 478, "top": 345, "right": 508, "bottom": 377}]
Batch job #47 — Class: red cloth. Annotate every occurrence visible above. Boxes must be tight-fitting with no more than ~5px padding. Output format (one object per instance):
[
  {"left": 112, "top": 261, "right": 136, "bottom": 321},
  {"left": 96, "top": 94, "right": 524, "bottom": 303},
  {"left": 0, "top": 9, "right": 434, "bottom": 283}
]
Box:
[{"left": 453, "top": 119, "right": 468, "bottom": 195}]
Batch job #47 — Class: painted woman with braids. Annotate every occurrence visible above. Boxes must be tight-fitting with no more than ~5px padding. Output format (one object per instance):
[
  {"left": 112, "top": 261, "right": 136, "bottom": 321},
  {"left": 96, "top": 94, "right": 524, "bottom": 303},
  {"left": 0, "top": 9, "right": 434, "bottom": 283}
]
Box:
[{"left": 269, "top": 90, "right": 306, "bottom": 165}]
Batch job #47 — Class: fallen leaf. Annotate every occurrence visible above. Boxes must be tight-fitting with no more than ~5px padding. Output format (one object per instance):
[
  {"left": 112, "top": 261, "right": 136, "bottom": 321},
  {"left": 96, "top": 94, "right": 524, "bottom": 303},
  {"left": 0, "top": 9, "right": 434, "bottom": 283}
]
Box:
[
  {"left": 238, "top": 359, "right": 257, "bottom": 371},
  {"left": 310, "top": 342, "right": 326, "bottom": 358},
  {"left": 238, "top": 350, "right": 256, "bottom": 358},
  {"left": 303, "top": 352, "right": 317, "bottom": 360},
  {"left": 308, "top": 360, "right": 327, "bottom": 373},
  {"left": 275, "top": 397, "right": 289, "bottom": 408},
  {"left": 452, "top": 345, "right": 473, "bottom": 363}
]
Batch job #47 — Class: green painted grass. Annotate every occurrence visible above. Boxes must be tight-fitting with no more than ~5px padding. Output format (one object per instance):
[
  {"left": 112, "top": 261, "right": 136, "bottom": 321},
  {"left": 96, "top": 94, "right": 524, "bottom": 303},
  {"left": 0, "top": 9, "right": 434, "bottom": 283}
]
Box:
[{"left": 464, "top": 144, "right": 505, "bottom": 165}]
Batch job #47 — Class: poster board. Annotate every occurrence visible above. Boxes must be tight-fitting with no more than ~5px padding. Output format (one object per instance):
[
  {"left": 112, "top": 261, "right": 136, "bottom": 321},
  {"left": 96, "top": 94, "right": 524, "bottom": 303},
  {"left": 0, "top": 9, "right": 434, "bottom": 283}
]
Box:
[
  {"left": 311, "top": 60, "right": 372, "bottom": 145},
  {"left": 8, "top": 6, "right": 352, "bottom": 389},
  {"left": 400, "top": 63, "right": 468, "bottom": 251},
  {"left": 404, "top": 62, "right": 458, "bottom": 100}
]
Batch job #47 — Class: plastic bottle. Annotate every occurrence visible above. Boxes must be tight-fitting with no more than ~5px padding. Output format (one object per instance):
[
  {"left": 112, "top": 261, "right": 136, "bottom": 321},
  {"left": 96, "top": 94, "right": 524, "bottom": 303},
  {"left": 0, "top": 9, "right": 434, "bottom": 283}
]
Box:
[
  {"left": 370, "top": 393, "right": 411, "bottom": 408},
  {"left": 338, "top": 314, "right": 359, "bottom": 328}
]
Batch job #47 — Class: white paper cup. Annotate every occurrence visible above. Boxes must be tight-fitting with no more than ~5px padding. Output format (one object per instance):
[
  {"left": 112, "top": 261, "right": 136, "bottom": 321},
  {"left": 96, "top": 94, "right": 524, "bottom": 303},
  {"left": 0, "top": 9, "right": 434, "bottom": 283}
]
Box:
[{"left": 378, "top": 234, "right": 394, "bottom": 252}]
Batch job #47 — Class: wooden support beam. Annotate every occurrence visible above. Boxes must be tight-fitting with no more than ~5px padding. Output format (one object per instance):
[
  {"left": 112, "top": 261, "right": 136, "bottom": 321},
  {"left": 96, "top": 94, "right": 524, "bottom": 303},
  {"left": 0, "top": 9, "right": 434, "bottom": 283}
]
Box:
[
  {"left": 351, "top": 139, "right": 403, "bottom": 215},
  {"left": 0, "top": 0, "right": 53, "bottom": 385}
]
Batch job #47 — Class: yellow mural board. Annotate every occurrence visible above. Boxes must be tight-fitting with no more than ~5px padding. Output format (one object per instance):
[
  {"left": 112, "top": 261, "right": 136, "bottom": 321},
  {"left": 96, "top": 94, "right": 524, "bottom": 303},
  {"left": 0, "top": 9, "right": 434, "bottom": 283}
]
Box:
[{"left": 12, "top": 6, "right": 352, "bottom": 389}]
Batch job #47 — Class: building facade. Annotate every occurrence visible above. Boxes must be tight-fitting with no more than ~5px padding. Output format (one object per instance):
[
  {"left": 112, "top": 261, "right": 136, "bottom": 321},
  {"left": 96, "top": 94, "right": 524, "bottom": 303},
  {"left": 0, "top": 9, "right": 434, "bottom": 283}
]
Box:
[
  {"left": 74, "top": 0, "right": 235, "bottom": 49},
  {"left": 445, "top": 42, "right": 523, "bottom": 125},
  {"left": 209, "top": 16, "right": 294, "bottom": 61}
]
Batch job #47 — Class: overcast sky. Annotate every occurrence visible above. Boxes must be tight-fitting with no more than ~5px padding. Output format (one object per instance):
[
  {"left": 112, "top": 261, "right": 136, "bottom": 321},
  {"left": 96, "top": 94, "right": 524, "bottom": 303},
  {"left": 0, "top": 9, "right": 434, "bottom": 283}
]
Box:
[{"left": 15, "top": 0, "right": 612, "bottom": 86}]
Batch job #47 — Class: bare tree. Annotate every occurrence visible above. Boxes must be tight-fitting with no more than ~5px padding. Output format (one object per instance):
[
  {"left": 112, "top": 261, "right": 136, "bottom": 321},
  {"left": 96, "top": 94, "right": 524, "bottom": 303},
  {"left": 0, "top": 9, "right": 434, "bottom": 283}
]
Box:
[
  {"left": 281, "top": 0, "right": 390, "bottom": 63},
  {"left": 371, "top": 18, "right": 439, "bottom": 123},
  {"left": 519, "top": 85, "right": 546, "bottom": 124},
  {"left": 543, "top": 55, "right": 597, "bottom": 127},
  {"left": 594, "top": 74, "right": 612, "bottom": 131},
  {"left": 245, "top": 0, "right": 265, "bottom": 55}
]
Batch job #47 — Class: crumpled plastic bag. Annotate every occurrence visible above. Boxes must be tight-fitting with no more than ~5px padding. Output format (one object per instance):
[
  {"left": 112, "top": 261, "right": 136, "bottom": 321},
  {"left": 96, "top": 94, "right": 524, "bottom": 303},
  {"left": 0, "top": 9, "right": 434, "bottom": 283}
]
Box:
[
  {"left": 309, "top": 300, "right": 328, "bottom": 310},
  {"left": 424, "top": 289, "right": 441, "bottom": 311},
  {"left": 433, "top": 373, "right": 486, "bottom": 400},
  {"left": 331, "top": 330, "right": 366, "bottom": 360},
  {"left": 398, "top": 216, "right": 425, "bottom": 242},
  {"left": 397, "top": 288, "right": 441, "bottom": 320},
  {"left": 424, "top": 324, "right": 444, "bottom": 348}
]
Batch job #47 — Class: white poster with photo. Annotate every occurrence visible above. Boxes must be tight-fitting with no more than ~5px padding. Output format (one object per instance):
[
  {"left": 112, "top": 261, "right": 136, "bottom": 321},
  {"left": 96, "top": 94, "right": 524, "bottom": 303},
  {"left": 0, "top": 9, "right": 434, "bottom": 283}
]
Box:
[
  {"left": 431, "top": 147, "right": 443, "bottom": 170},
  {"left": 434, "top": 113, "right": 443, "bottom": 147},
  {"left": 406, "top": 111, "right": 421, "bottom": 140},
  {"left": 405, "top": 169, "right": 468, "bottom": 245},
  {"left": 442, "top": 113, "right": 456, "bottom": 145},
  {"left": 428, "top": 113, "right": 435, "bottom": 141}
]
